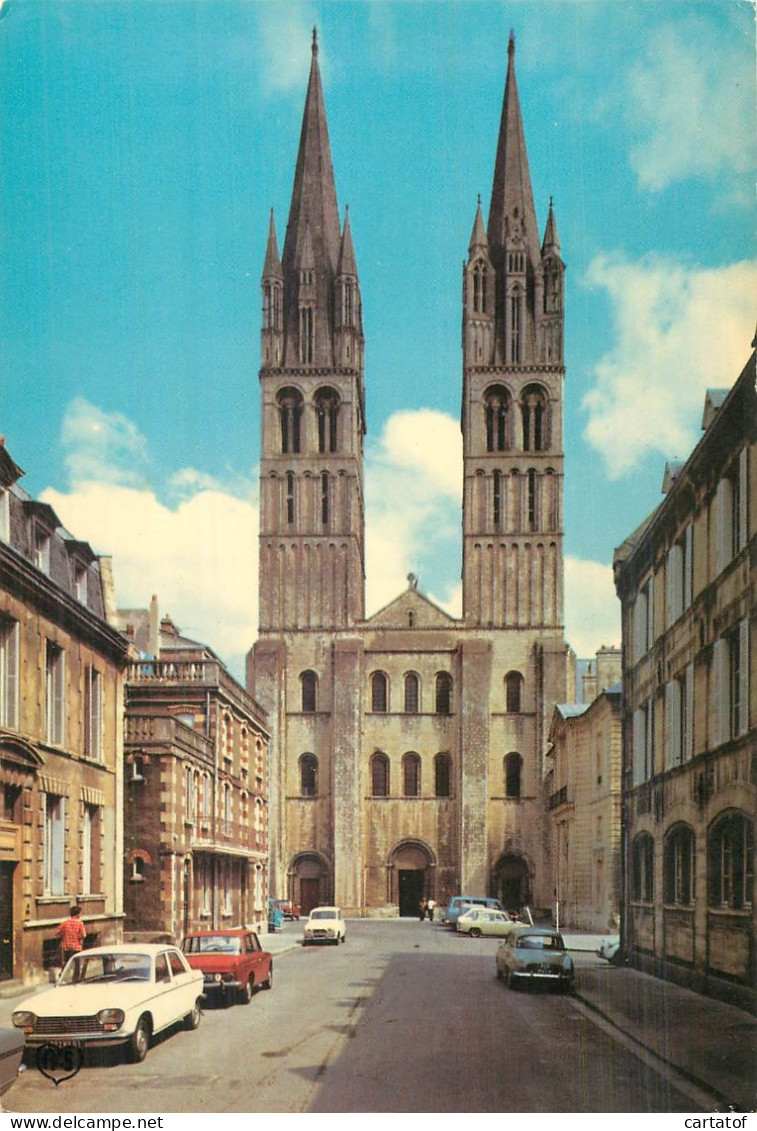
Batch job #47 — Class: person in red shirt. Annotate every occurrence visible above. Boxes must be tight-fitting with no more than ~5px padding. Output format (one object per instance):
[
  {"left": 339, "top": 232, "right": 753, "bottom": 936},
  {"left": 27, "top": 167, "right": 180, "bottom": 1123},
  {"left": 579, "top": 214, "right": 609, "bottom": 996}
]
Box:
[{"left": 57, "top": 906, "right": 86, "bottom": 966}]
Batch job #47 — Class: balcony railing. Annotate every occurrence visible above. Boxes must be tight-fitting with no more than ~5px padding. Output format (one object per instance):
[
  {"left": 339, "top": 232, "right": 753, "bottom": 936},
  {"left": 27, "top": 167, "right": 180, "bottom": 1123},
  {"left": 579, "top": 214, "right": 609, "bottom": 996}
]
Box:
[{"left": 192, "top": 819, "right": 266, "bottom": 854}]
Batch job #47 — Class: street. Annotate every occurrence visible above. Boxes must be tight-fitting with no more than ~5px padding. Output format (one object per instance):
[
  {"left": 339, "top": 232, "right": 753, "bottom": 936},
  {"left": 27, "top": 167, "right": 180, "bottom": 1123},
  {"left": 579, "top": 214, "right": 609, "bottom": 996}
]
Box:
[{"left": 5, "top": 920, "right": 706, "bottom": 1114}]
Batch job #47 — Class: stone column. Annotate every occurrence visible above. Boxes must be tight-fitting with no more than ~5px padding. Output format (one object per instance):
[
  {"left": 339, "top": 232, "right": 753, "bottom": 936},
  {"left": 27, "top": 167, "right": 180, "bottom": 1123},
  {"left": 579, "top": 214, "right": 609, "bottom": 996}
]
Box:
[
  {"left": 331, "top": 637, "right": 364, "bottom": 913},
  {"left": 459, "top": 638, "right": 492, "bottom": 894}
]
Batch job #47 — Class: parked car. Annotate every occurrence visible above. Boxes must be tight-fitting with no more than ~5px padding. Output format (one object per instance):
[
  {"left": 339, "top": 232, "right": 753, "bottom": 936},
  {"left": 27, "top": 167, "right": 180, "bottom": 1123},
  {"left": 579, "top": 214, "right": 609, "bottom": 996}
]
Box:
[
  {"left": 443, "top": 895, "right": 505, "bottom": 926},
  {"left": 596, "top": 936, "right": 622, "bottom": 965},
  {"left": 181, "top": 929, "right": 273, "bottom": 1006},
  {"left": 496, "top": 927, "right": 574, "bottom": 992},
  {"left": 11, "top": 945, "right": 204, "bottom": 1063},
  {"left": 0, "top": 1028, "right": 25, "bottom": 1097},
  {"left": 302, "top": 906, "right": 346, "bottom": 945},
  {"left": 274, "top": 899, "right": 301, "bottom": 921},
  {"left": 456, "top": 908, "right": 518, "bottom": 938}
]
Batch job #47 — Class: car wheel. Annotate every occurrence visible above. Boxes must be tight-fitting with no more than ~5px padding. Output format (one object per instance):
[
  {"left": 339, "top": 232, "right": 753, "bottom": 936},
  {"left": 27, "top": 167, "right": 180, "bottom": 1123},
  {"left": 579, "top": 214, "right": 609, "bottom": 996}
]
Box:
[
  {"left": 128, "top": 1015, "right": 151, "bottom": 1063},
  {"left": 240, "top": 978, "right": 253, "bottom": 1004},
  {"left": 185, "top": 997, "right": 203, "bottom": 1029},
  {"left": 262, "top": 963, "right": 273, "bottom": 990},
  {"left": 341, "top": 934, "right": 346, "bottom": 944},
  {"left": 470, "top": 928, "right": 482, "bottom": 938}
]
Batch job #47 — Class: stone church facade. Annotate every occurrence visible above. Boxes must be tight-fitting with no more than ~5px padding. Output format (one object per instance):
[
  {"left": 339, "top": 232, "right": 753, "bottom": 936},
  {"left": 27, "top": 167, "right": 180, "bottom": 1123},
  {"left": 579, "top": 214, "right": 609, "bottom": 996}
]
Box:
[{"left": 248, "top": 33, "right": 571, "bottom": 917}]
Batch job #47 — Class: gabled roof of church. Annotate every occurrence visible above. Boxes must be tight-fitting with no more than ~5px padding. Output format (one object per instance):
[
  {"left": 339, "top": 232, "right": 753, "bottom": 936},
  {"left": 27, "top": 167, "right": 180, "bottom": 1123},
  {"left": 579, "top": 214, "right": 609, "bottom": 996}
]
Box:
[
  {"left": 487, "top": 32, "right": 540, "bottom": 268},
  {"left": 365, "top": 578, "right": 458, "bottom": 629}
]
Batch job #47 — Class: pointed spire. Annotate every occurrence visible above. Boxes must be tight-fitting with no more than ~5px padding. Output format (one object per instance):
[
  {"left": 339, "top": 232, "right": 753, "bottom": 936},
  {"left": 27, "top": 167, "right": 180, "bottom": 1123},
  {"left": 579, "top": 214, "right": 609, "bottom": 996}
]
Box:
[
  {"left": 487, "top": 31, "right": 540, "bottom": 266},
  {"left": 468, "top": 194, "right": 489, "bottom": 255},
  {"left": 541, "top": 196, "right": 561, "bottom": 258},
  {"left": 262, "top": 208, "right": 283, "bottom": 279},
  {"left": 338, "top": 206, "right": 358, "bottom": 276}
]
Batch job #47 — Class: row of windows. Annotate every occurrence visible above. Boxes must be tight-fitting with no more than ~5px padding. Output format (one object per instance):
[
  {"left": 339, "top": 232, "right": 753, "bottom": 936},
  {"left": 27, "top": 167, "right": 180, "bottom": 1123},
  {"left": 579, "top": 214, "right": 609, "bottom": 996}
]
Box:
[
  {"left": 297, "top": 751, "right": 523, "bottom": 799},
  {"left": 277, "top": 386, "right": 341, "bottom": 455},
  {"left": 0, "top": 619, "right": 103, "bottom": 758},
  {"left": 632, "top": 620, "right": 749, "bottom": 784},
  {"left": 183, "top": 766, "right": 265, "bottom": 835},
  {"left": 283, "top": 470, "right": 333, "bottom": 525},
  {"left": 631, "top": 450, "right": 749, "bottom": 663},
  {"left": 485, "top": 467, "right": 556, "bottom": 533},
  {"left": 299, "top": 670, "right": 526, "bottom": 715},
  {"left": 632, "top": 812, "right": 753, "bottom": 911}
]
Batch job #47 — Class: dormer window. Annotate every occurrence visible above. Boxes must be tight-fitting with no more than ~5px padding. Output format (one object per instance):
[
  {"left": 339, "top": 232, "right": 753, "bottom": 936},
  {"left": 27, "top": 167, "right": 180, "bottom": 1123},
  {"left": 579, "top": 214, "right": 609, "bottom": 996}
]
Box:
[
  {"left": 0, "top": 489, "right": 8, "bottom": 542},
  {"left": 74, "top": 563, "right": 88, "bottom": 604},
  {"left": 35, "top": 527, "right": 51, "bottom": 574}
]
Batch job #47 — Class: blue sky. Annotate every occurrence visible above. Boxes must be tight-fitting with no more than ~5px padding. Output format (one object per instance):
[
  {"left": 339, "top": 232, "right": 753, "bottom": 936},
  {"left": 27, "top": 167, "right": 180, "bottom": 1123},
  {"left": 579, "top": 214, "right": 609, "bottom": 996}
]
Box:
[{"left": 1, "top": 0, "right": 755, "bottom": 678}]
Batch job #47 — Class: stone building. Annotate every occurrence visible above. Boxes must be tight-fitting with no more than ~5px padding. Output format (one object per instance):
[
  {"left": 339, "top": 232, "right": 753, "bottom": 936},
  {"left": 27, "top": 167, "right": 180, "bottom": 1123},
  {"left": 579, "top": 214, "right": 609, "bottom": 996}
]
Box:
[
  {"left": 545, "top": 648, "right": 622, "bottom": 933},
  {"left": 0, "top": 439, "right": 128, "bottom": 983},
  {"left": 116, "top": 599, "right": 270, "bottom": 941},
  {"left": 248, "top": 33, "right": 570, "bottom": 917},
  {"left": 614, "top": 346, "right": 756, "bottom": 1011}
]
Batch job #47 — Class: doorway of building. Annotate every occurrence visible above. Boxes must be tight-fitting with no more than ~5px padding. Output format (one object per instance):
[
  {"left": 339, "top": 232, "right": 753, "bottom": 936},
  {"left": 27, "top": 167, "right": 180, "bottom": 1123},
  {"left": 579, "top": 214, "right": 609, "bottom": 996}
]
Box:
[
  {"left": 0, "top": 862, "right": 14, "bottom": 980},
  {"left": 493, "top": 853, "right": 531, "bottom": 911},
  {"left": 291, "top": 852, "right": 330, "bottom": 915},
  {"left": 398, "top": 869, "right": 424, "bottom": 917},
  {"left": 300, "top": 878, "right": 320, "bottom": 915}
]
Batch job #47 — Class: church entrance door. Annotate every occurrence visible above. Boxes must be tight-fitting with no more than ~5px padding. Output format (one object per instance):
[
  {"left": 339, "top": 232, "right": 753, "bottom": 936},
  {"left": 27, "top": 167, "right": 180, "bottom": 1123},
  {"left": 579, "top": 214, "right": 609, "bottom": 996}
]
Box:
[
  {"left": 300, "top": 878, "right": 320, "bottom": 916},
  {"left": 398, "top": 869, "right": 424, "bottom": 917}
]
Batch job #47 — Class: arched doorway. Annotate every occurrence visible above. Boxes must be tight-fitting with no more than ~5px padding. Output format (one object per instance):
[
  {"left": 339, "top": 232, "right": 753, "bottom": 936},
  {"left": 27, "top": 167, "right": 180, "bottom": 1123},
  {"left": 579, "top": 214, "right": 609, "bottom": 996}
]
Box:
[
  {"left": 492, "top": 853, "right": 531, "bottom": 911},
  {"left": 390, "top": 841, "right": 435, "bottom": 917},
  {"left": 289, "top": 852, "right": 330, "bottom": 916}
]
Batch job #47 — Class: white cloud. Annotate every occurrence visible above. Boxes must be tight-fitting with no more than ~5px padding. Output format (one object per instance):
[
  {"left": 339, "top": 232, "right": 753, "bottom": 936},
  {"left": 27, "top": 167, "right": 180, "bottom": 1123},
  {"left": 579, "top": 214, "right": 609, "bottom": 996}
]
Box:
[
  {"left": 624, "top": 21, "right": 756, "bottom": 198},
  {"left": 365, "top": 408, "right": 462, "bottom": 614},
  {"left": 62, "top": 398, "right": 149, "bottom": 488},
  {"left": 254, "top": 3, "right": 324, "bottom": 95},
  {"left": 582, "top": 254, "right": 757, "bottom": 478},
  {"left": 564, "top": 557, "right": 620, "bottom": 659}
]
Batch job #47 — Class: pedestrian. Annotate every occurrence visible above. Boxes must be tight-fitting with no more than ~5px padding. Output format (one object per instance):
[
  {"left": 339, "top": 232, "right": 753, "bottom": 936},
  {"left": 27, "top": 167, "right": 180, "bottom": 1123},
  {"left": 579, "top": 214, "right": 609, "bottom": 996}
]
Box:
[
  {"left": 57, "top": 905, "right": 86, "bottom": 967},
  {"left": 426, "top": 898, "right": 436, "bottom": 922},
  {"left": 418, "top": 898, "right": 427, "bottom": 922}
]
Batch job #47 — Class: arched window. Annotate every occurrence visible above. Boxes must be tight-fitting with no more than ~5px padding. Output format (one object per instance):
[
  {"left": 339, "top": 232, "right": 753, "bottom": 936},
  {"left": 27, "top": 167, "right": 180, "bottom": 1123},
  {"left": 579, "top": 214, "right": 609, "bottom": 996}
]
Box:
[
  {"left": 484, "top": 385, "right": 509, "bottom": 452},
  {"left": 505, "top": 671, "right": 523, "bottom": 713},
  {"left": 472, "top": 261, "right": 488, "bottom": 314},
  {"left": 404, "top": 673, "right": 420, "bottom": 713},
  {"left": 435, "top": 672, "right": 452, "bottom": 715},
  {"left": 708, "top": 811, "right": 754, "bottom": 910},
  {"left": 434, "top": 753, "right": 451, "bottom": 798},
  {"left": 632, "top": 833, "right": 654, "bottom": 902},
  {"left": 371, "top": 752, "right": 390, "bottom": 797},
  {"left": 403, "top": 753, "right": 421, "bottom": 797},
  {"left": 493, "top": 470, "right": 502, "bottom": 529},
  {"left": 504, "top": 753, "right": 522, "bottom": 798},
  {"left": 299, "top": 305, "right": 314, "bottom": 364},
  {"left": 299, "top": 754, "right": 318, "bottom": 797},
  {"left": 527, "top": 469, "right": 537, "bottom": 531},
  {"left": 510, "top": 288, "right": 522, "bottom": 363},
  {"left": 315, "top": 388, "right": 340, "bottom": 453},
  {"left": 278, "top": 387, "right": 303, "bottom": 454},
  {"left": 371, "top": 672, "right": 388, "bottom": 713},
  {"left": 286, "top": 471, "right": 295, "bottom": 524},
  {"left": 522, "top": 386, "right": 549, "bottom": 451},
  {"left": 663, "top": 824, "right": 695, "bottom": 905},
  {"left": 301, "top": 670, "right": 317, "bottom": 713},
  {"left": 321, "top": 472, "right": 330, "bottom": 526}
]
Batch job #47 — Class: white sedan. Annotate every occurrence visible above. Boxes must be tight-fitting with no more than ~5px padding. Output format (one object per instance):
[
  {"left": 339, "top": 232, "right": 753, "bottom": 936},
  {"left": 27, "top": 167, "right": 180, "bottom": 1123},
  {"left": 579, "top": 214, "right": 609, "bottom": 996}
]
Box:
[
  {"left": 12, "top": 945, "right": 204, "bottom": 1063},
  {"left": 456, "top": 908, "right": 519, "bottom": 938},
  {"left": 302, "top": 906, "right": 346, "bottom": 945}
]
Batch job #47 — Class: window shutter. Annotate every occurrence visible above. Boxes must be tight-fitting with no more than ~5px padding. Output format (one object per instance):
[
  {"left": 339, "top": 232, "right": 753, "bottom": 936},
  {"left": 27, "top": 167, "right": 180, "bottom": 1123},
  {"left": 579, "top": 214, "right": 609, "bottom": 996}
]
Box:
[
  {"left": 684, "top": 523, "right": 693, "bottom": 609},
  {"left": 684, "top": 663, "right": 694, "bottom": 761},
  {"left": 52, "top": 798, "right": 65, "bottom": 895},
  {"left": 739, "top": 618, "right": 749, "bottom": 737},
  {"left": 715, "top": 478, "right": 733, "bottom": 574},
  {"left": 645, "top": 699, "right": 655, "bottom": 779},
  {"left": 632, "top": 709, "right": 645, "bottom": 786},
  {"left": 6, "top": 621, "right": 19, "bottom": 729},
  {"left": 664, "top": 681, "right": 681, "bottom": 769},
  {"left": 738, "top": 447, "right": 748, "bottom": 552},
  {"left": 712, "top": 636, "right": 729, "bottom": 745},
  {"left": 647, "top": 576, "right": 655, "bottom": 648}
]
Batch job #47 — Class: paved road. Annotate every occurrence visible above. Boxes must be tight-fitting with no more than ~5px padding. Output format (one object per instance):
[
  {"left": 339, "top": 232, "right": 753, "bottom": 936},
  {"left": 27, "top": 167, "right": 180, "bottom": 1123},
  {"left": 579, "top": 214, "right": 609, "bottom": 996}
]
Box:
[{"left": 5, "top": 921, "right": 704, "bottom": 1113}]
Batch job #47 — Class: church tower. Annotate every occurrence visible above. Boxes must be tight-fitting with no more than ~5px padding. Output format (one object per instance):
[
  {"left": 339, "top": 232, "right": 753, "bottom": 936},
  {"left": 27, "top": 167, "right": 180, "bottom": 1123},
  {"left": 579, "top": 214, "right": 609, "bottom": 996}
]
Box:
[
  {"left": 258, "top": 30, "right": 366, "bottom": 633},
  {"left": 461, "top": 32, "right": 565, "bottom": 631}
]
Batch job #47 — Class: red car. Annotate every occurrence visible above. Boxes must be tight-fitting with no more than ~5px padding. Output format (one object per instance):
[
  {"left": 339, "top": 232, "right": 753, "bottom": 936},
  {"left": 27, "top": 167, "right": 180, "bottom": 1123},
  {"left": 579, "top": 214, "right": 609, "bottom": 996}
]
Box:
[
  {"left": 181, "top": 929, "right": 273, "bottom": 1006},
  {"left": 274, "top": 899, "right": 301, "bottom": 920}
]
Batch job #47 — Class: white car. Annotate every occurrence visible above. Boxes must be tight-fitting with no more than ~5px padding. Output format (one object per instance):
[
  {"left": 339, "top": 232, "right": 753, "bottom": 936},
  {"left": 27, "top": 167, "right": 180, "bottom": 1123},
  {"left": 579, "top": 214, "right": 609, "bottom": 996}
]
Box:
[
  {"left": 12, "top": 944, "right": 204, "bottom": 1063},
  {"left": 302, "top": 906, "right": 346, "bottom": 946},
  {"left": 456, "top": 908, "right": 519, "bottom": 938}
]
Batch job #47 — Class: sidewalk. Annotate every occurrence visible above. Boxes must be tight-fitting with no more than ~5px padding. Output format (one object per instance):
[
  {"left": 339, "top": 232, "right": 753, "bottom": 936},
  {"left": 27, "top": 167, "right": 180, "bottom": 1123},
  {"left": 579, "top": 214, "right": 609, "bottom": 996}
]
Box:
[{"left": 573, "top": 962, "right": 757, "bottom": 1112}]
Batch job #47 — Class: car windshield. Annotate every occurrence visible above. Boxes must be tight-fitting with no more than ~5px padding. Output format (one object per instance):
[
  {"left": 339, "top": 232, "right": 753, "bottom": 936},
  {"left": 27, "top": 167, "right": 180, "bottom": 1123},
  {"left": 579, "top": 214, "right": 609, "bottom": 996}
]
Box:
[
  {"left": 59, "top": 953, "right": 151, "bottom": 984},
  {"left": 516, "top": 935, "right": 565, "bottom": 951},
  {"left": 183, "top": 936, "right": 242, "bottom": 955},
  {"left": 310, "top": 910, "right": 337, "bottom": 920}
]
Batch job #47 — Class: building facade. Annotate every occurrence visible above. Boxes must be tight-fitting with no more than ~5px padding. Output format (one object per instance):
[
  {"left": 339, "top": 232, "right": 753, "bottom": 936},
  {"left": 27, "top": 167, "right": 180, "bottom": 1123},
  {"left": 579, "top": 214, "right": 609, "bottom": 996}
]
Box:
[
  {"left": 248, "top": 33, "right": 570, "bottom": 917},
  {"left": 614, "top": 350, "right": 756, "bottom": 1012},
  {"left": 0, "top": 440, "right": 128, "bottom": 983},
  {"left": 118, "top": 601, "right": 270, "bottom": 941},
  {"left": 545, "top": 648, "right": 623, "bottom": 933}
]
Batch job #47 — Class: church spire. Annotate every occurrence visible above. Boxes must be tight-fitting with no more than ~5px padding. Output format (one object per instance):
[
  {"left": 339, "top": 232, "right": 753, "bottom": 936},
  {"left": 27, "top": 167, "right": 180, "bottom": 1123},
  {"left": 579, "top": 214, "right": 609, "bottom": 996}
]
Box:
[
  {"left": 281, "top": 26, "right": 343, "bottom": 368},
  {"left": 487, "top": 31, "right": 540, "bottom": 266}
]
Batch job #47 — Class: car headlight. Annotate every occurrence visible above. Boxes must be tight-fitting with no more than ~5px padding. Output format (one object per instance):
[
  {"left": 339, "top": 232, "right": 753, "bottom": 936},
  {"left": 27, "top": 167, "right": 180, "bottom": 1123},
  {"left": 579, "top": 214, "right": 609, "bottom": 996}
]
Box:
[
  {"left": 213, "top": 973, "right": 223, "bottom": 983},
  {"left": 304, "top": 929, "right": 313, "bottom": 937},
  {"left": 12, "top": 1011, "right": 36, "bottom": 1030},
  {"left": 97, "top": 1009, "right": 125, "bottom": 1031}
]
